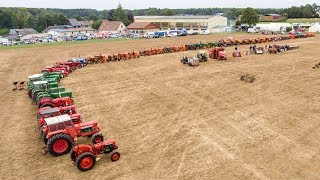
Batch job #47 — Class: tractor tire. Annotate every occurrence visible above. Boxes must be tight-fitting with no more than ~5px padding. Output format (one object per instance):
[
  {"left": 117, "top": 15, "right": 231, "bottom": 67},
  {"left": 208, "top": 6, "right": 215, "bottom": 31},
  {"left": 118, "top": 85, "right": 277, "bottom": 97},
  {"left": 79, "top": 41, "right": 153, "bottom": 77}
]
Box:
[
  {"left": 91, "top": 133, "right": 104, "bottom": 144},
  {"left": 32, "top": 91, "right": 39, "bottom": 103},
  {"left": 47, "top": 134, "right": 72, "bottom": 156},
  {"left": 111, "top": 152, "right": 120, "bottom": 161},
  {"left": 76, "top": 152, "right": 96, "bottom": 171},
  {"left": 40, "top": 129, "right": 48, "bottom": 144},
  {"left": 39, "top": 102, "right": 55, "bottom": 109},
  {"left": 70, "top": 149, "right": 76, "bottom": 162},
  {"left": 28, "top": 89, "right": 33, "bottom": 98}
]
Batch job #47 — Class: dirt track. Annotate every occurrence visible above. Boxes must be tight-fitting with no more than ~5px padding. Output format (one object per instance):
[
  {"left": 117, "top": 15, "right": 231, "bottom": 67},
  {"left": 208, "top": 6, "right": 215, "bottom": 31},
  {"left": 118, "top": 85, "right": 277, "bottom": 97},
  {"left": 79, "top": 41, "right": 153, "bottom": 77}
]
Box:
[{"left": 0, "top": 34, "right": 320, "bottom": 179}]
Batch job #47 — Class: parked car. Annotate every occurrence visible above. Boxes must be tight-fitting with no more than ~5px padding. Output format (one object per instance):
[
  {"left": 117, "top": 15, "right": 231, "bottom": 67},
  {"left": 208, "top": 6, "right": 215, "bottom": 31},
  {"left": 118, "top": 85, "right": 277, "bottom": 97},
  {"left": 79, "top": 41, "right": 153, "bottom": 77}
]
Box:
[
  {"left": 110, "top": 34, "right": 122, "bottom": 38},
  {"left": 144, "top": 32, "right": 155, "bottom": 38},
  {"left": 248, "top": 28, "right": 258, "bottom": 33}
]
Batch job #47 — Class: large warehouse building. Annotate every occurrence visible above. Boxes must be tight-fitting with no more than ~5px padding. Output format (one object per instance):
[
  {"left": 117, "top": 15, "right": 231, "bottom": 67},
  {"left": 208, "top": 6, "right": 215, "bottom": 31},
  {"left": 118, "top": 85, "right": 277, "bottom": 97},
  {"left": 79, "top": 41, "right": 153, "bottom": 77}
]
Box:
[{"left": 134, "top": 15, "right": 228, "bottom": 33}]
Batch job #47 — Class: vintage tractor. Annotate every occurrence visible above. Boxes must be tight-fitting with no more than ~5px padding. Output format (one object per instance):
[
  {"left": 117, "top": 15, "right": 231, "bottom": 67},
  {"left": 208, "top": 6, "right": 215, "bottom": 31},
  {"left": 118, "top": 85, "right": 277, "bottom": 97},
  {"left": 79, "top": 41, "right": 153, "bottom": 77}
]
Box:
[
  {"left": 70, "top": 139, "right": 120, "bottom": 171},
  {"left": 42, "top": 67, "right": 69, "bottom": 77},
  {"left": 41, "top": 115, "right": 103, "bottom": 156},
  {"left": 37, "top": 105, "right": 77, "bottom": 120},
  {"left": 208, "top": 47, "right": 227, "bottom": 60},
  {"left": 306, "top": 33, "right": 315, "bottom": 37},
  {"left": 181, "top": 55, "right": 199, "bottom": 66},
  {"left": 38, "top": 96, "right": 74, "bottom": 109},
  {"left": 27, "top": 74, "right": 60, "bottom": 98},
  {"left": 95, "top": 53, "right": 107, "bottom": 63},
  {"left": 68, "top": 58, "right": 87, "bottom": 67},
  {"left": 232, "top": 51, "right": 242, "bottom": 57},
  {"left": 38, "top": 112, "right": 82, "bottom": 129},
  {"left": 197, "top": 51, "right": 208, "bottom": 62},
  {"left": 31, "top": 81, "right": 72, "bottom": 104}
]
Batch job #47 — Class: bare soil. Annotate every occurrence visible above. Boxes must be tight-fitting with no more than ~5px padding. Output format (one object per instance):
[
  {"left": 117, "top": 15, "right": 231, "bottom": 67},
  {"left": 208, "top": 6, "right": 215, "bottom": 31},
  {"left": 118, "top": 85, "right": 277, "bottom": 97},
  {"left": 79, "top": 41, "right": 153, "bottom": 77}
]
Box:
[{"left": 0, "top": 34, "right": 320, "bottom": 179}]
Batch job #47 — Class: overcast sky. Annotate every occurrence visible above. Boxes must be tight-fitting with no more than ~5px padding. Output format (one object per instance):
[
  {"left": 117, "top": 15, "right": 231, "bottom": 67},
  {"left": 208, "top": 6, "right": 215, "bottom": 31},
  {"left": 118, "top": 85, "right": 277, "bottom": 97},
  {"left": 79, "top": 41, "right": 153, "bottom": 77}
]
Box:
[{"left": 0, "top": 0, "right": 318, "bottom": 10}]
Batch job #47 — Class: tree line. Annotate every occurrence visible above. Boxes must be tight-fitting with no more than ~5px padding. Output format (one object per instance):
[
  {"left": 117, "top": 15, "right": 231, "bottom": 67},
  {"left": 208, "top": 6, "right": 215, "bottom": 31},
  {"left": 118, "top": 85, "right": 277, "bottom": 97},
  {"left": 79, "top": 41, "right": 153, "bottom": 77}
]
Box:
[{"left": 0, "top": 3, "right": 319, "bottom": 36}]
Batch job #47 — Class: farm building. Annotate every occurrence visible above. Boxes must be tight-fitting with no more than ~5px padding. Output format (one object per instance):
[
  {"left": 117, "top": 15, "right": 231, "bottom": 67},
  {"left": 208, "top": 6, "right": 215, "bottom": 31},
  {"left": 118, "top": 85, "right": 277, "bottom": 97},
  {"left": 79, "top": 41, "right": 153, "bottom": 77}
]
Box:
[
  {"left": 48, "top": 27, "right": 96, "bottom": 37},
  {"left": 4, "top": 28, "right": 39, "bottom": 41},
  {"left": 260, "top": 14, "right": 283, "bottom": 22},
  {"left": 126, "top": 22, "right": 160, "bottom": 34},
  {"left": 134, "top": 15, "right": 228, "bottom": 33},
  {"left": 69, "top": 19, "right": 92, "bottom": 28},
  {"left": 42, "top": 25, "right": 72, "bottom": 33},
  {"left": 98, "top": 20, "right": 127, "bottom": 34}
]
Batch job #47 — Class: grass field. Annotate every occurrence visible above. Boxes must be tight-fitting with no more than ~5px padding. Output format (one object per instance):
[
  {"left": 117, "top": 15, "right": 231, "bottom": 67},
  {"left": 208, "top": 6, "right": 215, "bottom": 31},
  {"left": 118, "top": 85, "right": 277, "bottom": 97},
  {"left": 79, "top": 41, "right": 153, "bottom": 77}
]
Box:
[{"left": 1, "top": 33, "right": 320, "bottom": 179}]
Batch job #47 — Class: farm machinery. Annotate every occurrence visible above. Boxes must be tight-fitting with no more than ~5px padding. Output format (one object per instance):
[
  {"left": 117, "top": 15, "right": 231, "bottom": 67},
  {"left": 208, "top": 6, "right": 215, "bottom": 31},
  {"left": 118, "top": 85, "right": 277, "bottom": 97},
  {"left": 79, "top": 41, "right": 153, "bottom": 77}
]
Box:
[
  {"left": 70, "top": 139, "right": 120, "bottom": 171},
  {"left": 31, "top": 81, "right": 72, "bottom": 104},
  {"left": 181, "top": 55, "right": 199, "bottom": 66},
  {"left": 37, "top": 105, "right": 77, "bottom": 119},
  {"left": 208, "top": 47, "right": 227, "bottom": 60},
  {"left": 197, "top": 51, "right": 208, "bottom": 62},
  {"left": 38, "top": 96, "right": 74, "bottom": 109},
  {"left": 40, "top": 114, "right": 103, "bottom": 156},
  {"left": 68, "top": 58, "right": 87, "bottom": 67}
]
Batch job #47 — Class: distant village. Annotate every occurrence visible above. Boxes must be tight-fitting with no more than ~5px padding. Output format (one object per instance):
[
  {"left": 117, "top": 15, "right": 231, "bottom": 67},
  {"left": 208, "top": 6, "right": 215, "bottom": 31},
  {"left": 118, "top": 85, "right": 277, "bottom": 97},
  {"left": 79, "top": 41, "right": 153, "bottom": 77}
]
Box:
[{"left": 1, "top": 13, "right": 320, "bottom": 46}]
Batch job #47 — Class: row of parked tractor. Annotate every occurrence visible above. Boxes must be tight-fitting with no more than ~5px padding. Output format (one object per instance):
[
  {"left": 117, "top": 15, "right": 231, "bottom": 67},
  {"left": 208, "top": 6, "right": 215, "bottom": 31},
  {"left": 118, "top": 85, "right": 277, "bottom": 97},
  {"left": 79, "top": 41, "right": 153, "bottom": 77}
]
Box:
[
  {"left": 27, "top": 60, "right": 120, "bottom": 171},
  {"left": 83, "top": 33, "right": 315, "bottom": 64},
  {"left": 25, "top": 33, "right": 315, "bottom": 171}
]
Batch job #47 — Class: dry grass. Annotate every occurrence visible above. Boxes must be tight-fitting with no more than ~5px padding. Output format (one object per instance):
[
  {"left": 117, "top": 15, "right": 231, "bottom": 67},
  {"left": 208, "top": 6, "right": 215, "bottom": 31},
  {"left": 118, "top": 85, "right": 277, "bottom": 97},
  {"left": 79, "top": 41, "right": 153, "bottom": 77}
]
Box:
[{"left": 0, "top": 34, "right": 320, "bottom": 179}]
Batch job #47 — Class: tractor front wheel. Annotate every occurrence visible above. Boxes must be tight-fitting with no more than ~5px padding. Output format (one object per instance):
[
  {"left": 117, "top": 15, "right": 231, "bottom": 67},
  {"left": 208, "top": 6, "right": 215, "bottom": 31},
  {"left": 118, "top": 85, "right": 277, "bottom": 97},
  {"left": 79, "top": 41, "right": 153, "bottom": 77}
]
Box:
[
  {"left": 111, "top": 152, "right": 120, "bottom": 161},
  {"left": 76, "top": 152, "right": 96, "bottom": 171},
  {"left": 47, "top": 134, "right": 72, "bottom": 156},
  {"left": 91, "top": 133, "right": 104, "bottom": 144}
]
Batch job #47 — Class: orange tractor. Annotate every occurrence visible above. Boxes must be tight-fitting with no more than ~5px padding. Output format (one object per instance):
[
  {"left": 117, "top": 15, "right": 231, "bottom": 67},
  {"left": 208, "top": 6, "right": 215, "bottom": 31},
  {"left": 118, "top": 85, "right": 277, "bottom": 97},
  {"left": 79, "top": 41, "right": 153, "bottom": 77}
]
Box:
[
  {"left": 70, "top": 139, "right": 120, "bottom": 171},
  {"left": 95, "top": 53, "right": 107, "bottom": 63},
  {"left": 207, "top": 47, "right": 227, "bottom": 60}
]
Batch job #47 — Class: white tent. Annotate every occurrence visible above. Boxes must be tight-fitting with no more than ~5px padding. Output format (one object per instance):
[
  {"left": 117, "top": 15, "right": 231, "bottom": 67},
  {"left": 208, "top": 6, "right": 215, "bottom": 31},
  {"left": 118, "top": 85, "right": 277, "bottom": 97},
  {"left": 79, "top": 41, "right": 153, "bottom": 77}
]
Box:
[
  {"left": 256, "top": 23, "right": 291, "bottom": 31},
  {"left": 309, "top": 23, "right": 320, "bottom": 32}
]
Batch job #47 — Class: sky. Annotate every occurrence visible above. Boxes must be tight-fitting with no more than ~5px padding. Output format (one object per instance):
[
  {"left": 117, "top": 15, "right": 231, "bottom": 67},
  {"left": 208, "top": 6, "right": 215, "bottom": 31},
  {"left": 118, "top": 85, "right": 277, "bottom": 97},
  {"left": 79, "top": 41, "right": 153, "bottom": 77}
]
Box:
[{"left": 0, "top": 0, "right": 318, "bottom": 10}]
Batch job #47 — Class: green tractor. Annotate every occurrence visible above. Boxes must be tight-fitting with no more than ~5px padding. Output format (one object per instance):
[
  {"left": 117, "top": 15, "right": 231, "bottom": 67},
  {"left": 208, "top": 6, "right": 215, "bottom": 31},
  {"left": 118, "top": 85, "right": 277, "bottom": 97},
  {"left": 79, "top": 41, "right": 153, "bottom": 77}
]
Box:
[
  {"left": 41, "top": 70, "right": 64, "bottom": 80},
  {"left": 28, "top": 74, "right": 60, "bottom": 98},
  {"left": 31, "top": 81, "right": 72, "bottom": 104}
]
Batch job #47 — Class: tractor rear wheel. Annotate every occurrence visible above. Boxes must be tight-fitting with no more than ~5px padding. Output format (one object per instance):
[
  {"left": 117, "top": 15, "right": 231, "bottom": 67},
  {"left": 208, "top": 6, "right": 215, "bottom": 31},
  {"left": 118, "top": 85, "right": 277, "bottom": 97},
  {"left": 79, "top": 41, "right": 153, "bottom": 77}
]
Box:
[
  {"left": 47, "top": 134, "right": 72, "bottom": 156},
  {"left": 111, "top": 152, "right": 120, "bottom": 161},
  {"left": 76, "top": 152, "right": 96, "bottom": 171},
  {"left": 39, "top": 102, "right": 55, "bottom": 109},
  {"left": 91, "top": 133, "right": 104, "bottom": 144}
]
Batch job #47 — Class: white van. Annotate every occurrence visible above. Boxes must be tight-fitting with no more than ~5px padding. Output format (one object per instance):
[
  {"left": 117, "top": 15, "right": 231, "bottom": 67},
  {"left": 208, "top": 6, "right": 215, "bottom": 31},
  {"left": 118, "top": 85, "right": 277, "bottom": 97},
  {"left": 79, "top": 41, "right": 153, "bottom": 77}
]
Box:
[{"left": 248, "top": 28, "right": 258, "bottom": 33}]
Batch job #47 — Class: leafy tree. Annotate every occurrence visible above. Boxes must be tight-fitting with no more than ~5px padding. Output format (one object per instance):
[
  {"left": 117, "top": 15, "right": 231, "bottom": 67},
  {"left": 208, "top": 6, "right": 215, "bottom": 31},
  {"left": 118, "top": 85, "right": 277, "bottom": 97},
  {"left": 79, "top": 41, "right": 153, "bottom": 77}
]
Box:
[
  {"left": 235, "top": 20, "right": 241, "bottom": 27},
  {"left": 146, "top": 8, "right": 160, "bottom": 15},
  {"left": 92, "top": 19, "right": 102, "bottom": 30},
  {"left": 89, "top": 15, "right": 98, "bottom": 21},
  {"left": 161, "top": 9, "right": 174, "bottom": 16},
  {"left": 0, "top": 28, "right": 9, "bottom": 36},
  {"left": 112, "top": 4, "right": 131, "bottom": 26},
  {"left": 241, "top": 7, "right": 260, "bottom": 26},
  {"left": 286, "top": 27, "right": 292, "bottom": 32},
  {"left": 0, "top": 8, "right": 18, "bottom": 29},
  {"left": 14, "top": 8, "right": 31, "bottom": 28}
]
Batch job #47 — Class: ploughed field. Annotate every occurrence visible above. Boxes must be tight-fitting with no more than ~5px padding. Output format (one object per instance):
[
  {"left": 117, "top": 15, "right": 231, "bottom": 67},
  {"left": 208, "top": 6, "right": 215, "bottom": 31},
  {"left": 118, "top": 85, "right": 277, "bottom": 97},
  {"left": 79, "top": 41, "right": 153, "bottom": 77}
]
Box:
[{"left": 0, "top": 33, "right": 320, "bottom": 179}]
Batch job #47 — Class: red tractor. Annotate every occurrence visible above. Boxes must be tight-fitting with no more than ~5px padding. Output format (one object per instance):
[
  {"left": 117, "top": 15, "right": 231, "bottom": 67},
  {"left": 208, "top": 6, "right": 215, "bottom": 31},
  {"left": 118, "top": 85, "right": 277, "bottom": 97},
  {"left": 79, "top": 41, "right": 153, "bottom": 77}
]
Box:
[
  {"left": 208, "top": 47, "right": 227, "bottom": 60},
  {"left": 38, "top": 111, "right": 82, "bottom": 128},
  {"left": 37, "top": 105, "right": 77, "bottom": 120},
  {"left": 41, "top": 115, "right": 103, "bottom": 156},
  {"left": 70, "top": 139, "right": 120, "bottom": 171},
  {"left": 38, "top": 96, "right": 74, "bottom": 109}
]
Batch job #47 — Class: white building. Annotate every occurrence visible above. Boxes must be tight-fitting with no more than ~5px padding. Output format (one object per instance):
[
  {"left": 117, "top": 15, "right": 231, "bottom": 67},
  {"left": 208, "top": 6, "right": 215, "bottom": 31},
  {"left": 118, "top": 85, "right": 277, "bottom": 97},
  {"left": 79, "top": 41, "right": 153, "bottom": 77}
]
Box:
[
  {"left": 48, "top": 27, "right": 96, "bottom": 37},
  {"left": 134, "top": 15, "right": 228, "bottom": 33}
]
